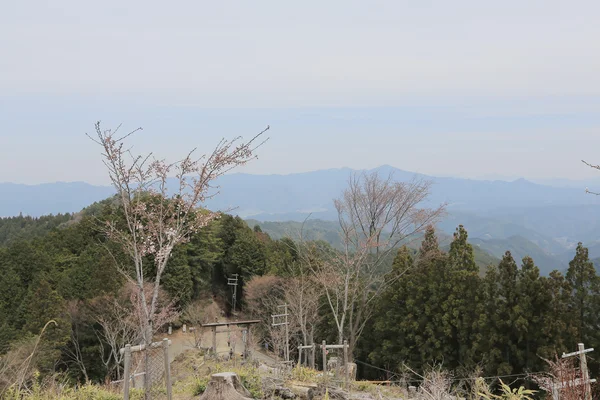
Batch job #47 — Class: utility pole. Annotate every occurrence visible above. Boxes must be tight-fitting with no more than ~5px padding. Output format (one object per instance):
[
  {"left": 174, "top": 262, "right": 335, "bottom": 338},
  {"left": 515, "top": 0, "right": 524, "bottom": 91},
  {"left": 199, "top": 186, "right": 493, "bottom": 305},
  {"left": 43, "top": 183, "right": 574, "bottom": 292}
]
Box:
[
  {"left": 559, "top": 343, "right": 595, "bottom": 400},
  {"left": 227, "top": 274, "right": 238, "bottom": 313},
  {"left": 271, "top": 304, "right": 289, "bottom": 362}
]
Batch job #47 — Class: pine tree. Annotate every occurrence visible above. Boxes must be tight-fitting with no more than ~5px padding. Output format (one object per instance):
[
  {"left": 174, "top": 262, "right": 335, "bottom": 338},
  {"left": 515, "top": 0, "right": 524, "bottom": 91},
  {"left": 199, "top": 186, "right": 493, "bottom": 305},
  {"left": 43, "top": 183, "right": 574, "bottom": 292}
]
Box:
[
  {"left": 495, "top": 251, "right": 520, "bottom": 375},
  {"left": 187, "top": 222, "right": 223, "bottom": 299},
  {"left": 566, "top": 243, "right": 600, "bottom": 349},
  {"left": 20, "top": 279, "right": 70, "bottom": 374},
  {"left": 413, "top": 226, "right": 449, "bottom": 367},
  {"left": 538, "top": 270, "right": 573, "bottom": 359},
  {"left": 368, "top": 246, "right": 415, "bottom": 372},
  {"left": 517, "top": 256, "right": 546, "bottom": 373},
  {"left": 162, "top": 246, "right": 193, "bottom": 307},
  {"left": 443, "top": 225, "right": 481, "bottom": 369},
  {"left": 480, "top": 263, "right": 501, "bottom": 375}
]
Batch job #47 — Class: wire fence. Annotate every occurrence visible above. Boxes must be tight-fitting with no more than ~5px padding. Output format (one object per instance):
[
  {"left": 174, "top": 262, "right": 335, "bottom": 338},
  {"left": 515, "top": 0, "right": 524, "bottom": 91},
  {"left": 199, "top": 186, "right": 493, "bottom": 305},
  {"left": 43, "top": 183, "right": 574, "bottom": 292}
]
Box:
[{"left": 121, "top": 339, "right": 172, "bottom": 400}]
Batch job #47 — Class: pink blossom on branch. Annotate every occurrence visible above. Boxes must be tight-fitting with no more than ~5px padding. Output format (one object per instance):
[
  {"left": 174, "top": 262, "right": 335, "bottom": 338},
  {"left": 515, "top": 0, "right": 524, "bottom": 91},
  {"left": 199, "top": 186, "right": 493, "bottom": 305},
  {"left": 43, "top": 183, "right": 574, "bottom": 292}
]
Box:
[{"left": 88, "top": 122, "right": 269, "bottom": 343}]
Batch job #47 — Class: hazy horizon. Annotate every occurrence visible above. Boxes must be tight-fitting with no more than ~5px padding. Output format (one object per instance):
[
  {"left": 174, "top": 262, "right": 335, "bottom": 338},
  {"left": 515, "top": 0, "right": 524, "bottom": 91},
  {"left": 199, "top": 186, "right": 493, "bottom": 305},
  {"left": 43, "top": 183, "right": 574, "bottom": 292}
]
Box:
[{"left": 2, "top": 1, "right": 600, "bottom": 185}]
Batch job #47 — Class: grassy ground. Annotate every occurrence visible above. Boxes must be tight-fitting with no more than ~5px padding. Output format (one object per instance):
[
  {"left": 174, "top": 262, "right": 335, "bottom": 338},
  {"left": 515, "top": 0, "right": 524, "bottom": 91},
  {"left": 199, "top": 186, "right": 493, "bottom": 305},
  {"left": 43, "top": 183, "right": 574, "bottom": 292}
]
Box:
[{"left": 5, "top": 348, "right": 407, "bottom": 399}]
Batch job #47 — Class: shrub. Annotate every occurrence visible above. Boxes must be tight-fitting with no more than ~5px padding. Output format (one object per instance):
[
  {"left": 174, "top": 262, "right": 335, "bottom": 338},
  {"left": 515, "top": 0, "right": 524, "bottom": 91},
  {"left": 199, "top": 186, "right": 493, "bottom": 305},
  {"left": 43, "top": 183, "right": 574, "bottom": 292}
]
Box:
[
  {"left": 290, "top": 366, "right": 320, "bottom": 383},
  {"left": 193, "top": 376, "right": 209, "bottom": 396}
]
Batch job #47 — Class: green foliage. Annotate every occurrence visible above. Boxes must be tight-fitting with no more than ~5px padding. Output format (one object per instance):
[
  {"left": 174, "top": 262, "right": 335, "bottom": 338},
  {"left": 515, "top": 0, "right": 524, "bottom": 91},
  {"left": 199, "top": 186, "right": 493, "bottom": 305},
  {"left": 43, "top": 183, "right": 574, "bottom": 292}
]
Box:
[
  {"left": 442, "top": 225, "right": 482, "bottom": 368},
  {"left": 290, "top": 366, "right": 320, "bottom": 383},
  {"left": 192, "top": 376, "right": 209, "bottom": 395},
  {"left": 366, "top": 225, "right": 600, "bottom": 387},
  {"left": 20, "top": 281, "right": 71, "bottom": 374},
  {"left": 5, "top": 197, "right": 600, "bottom": 395},
  {"left": 210, "top": 363, "right": 263, "bottom": 398},
  {"left": 478, "top": 379, "right": 536, "bottom": 400},
  {"left": 0, "top": 214, "right": 74, "bottom": 247},
  {"left": 567, "top": 242, "right": 600, "bottom": 343},
  {"left": 161, "top": 246, "right": 193, "bottom": 307},
  {"left": 3, "top": 381, "right": 141, "bottom": 400}
]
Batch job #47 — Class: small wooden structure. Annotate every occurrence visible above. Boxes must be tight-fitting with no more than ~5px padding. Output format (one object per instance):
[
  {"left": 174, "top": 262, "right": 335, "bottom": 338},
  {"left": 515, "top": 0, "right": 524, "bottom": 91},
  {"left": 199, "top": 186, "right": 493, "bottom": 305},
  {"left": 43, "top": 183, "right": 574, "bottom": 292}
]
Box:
[
  {"left": 298, "top": 343, "right": 316, "bottom": 369},
  {"left": 321, "top": 340, "right": 350, "bottom": 389},
  {"left": 201, "top": 320, "right": 261, "bottom": 358}
]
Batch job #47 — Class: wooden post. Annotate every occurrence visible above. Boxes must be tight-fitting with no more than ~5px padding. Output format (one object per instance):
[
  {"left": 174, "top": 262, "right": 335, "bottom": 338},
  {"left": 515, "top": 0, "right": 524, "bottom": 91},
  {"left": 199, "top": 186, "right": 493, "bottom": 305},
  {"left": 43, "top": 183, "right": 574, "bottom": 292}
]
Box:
[
  {"left": 310, "top": 344, "right": 315, "bottom": 369},
  {"left": 123, "top": 344, "right": 131, "bottom": 400},
  {"left": 298, "top": 345, "right": 303, "bottom": 367},
  {"left": 246, "top": 325, "right": 251, "bottom": 359},
  {"left": 284, "top": 304, "right": 290, "bottom": 362},
  {"left": 322, "top": 340, "right": 327, "bottom": 374},
  {"left": 579, "top": 343, "right": 592, "bottom": 400},
  {"left": 163, "top": 338, "right": 172, "bottom": 400},
  {"left": 212, "top": 326, "right": 217, "bottom": 356},
  {"left": 343, "top": 340, "right": 349, "bottom": 389},
  {"left": 242, "top": 328, "right": 247, "bottom": 360},
  {"left": 144, "top": 341, "right": 151, "bottom": 397}
]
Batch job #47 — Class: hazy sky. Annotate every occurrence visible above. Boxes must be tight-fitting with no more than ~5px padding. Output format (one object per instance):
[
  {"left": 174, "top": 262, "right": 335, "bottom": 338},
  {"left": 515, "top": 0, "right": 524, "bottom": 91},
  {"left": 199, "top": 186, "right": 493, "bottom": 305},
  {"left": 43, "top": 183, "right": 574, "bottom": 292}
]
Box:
[{"left": 1, "top": 1, "right": 600, "bottom": 185}]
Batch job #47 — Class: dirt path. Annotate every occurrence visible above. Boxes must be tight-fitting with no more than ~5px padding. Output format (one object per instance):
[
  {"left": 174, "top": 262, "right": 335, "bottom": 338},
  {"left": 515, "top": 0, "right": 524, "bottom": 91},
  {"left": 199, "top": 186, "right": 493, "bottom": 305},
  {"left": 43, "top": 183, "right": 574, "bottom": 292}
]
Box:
[
  {"left": 165, "top": 330, "right": 196, "bottom": 362},
  {"left": 165, "top": 322, "right": 279, "bottom": 365}
]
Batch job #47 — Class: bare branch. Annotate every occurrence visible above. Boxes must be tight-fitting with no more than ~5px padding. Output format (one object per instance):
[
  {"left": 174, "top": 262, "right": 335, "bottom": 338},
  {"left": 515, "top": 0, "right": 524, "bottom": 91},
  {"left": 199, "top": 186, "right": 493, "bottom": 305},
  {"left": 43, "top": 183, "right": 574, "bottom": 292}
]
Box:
[
  {"left": 88, "top": 122, "right": 267, "bottom": 343},
  {"left": 305, "top": 170, "right": 444, "bottom": 357}
]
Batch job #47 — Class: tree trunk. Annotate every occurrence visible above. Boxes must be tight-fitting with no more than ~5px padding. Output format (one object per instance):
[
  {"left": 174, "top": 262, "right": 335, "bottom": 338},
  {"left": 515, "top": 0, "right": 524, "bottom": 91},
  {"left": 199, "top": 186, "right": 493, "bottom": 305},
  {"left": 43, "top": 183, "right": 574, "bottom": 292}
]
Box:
[{"left": 200, "top": 372, "right": 253, "bottom": 400}]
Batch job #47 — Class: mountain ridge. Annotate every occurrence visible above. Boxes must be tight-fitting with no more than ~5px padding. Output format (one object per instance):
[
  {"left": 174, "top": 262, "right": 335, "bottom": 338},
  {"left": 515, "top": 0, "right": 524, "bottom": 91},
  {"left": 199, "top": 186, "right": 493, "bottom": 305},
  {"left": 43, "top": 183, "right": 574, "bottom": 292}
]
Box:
[{"left": 2, "top": 165, "right": 599, "bottom": 264}]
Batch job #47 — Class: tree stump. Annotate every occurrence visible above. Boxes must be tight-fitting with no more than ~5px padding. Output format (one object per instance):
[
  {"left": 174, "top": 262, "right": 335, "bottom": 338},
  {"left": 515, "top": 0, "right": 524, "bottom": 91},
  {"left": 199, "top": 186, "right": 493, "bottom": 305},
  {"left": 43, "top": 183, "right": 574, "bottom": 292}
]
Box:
[{"left": 199, "top": 372, "right": 253, "bottom": 400}]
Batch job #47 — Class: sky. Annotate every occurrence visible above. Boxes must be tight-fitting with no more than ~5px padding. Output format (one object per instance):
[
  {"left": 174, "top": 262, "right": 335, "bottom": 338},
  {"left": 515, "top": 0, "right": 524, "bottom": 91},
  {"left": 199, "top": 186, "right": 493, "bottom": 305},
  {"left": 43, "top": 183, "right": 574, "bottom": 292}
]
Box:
[{"left": 1, "top": 1, "right": 600, "bottom": 185}]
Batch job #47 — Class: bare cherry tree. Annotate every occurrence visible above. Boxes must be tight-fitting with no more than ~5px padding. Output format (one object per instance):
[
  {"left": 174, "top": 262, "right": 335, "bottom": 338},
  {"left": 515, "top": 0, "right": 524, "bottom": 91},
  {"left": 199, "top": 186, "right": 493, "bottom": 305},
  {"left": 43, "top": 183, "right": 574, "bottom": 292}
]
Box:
[
  {"left": 244, "top": 275, "right": 297, "bottom": 359},
  {"left": 311, "top": 171, "right": 444, "bottom": 356},
  {"left": 284, "top": 273, "right": 321, "bottom": 347},
  {"left": 89, "top": 122, "right": 267, "bottom": 344},
  {"left": 583, "top": 160, "right": 600, "bottom": 195},
  {"left": 181, "top": 300, "right": 221, "bottom": 348},
  {"left": 532, "top": 356, "right": 598, "bottom": 400},
  {"left": 63, "top": 301, "right": 90, "bottom": 382}
]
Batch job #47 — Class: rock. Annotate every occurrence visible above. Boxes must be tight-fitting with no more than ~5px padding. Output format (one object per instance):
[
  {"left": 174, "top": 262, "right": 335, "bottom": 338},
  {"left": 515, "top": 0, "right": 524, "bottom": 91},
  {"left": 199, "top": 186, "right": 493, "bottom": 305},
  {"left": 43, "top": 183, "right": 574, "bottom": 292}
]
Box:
[{"left": 199, "top": 372, "right": 253, "bottom": 400}]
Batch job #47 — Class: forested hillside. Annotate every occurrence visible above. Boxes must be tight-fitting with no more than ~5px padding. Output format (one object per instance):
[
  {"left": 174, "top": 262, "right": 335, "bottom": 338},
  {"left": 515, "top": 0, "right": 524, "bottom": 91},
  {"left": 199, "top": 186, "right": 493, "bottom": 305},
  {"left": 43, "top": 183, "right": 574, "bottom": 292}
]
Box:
[
  {"left": 2, "top": 197, "right": 600, "bottom": 392},
  {"left": 0, "top": 199, "right": 297, "bottom": 384},
  {"left": 362, "top": 226, "right": 600, "bottom": 380},
  {"left": 0, "top": 213, "right": 74, "bottom": 246}
]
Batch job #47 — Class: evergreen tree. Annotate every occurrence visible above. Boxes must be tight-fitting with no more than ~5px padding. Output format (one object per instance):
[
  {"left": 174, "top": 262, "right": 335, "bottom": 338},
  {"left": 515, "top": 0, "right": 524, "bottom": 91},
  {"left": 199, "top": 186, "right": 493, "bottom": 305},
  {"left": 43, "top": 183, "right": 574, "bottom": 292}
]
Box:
[
  {"left": 480, "top": 263, "right": 501, "bottom": 374},
  {"left": 443, "top": 225, "right": 481, "bottom": 369},
  {"left": 494, "top": 251, "right": 520, "bottom": 375},
  {"left": 20, "top": 279, "right": 70, "bottom": 374},
  {"left": 187, "top": 222, "right": 223, "bottom": 299},
  {"left": 369, "top": 228, "right": 452, "bottom": 375},
  {"left": 368, "top": 246, "right": 415, "bottom": 372},
  {"left": 162, "top": 246, "right": 193, "bottom": 307},
  {"left": 517, "top": 256, "right": 546, "bottom": 373},
  {"left": 412, "top": 226, "right": 449, "bottom": 367},
  {"left": 566, "top": 243, "right": 600, "bottom": 354},
  {"left": 225, "top": 227, "right": 267, "bottom": 278},
  {"left": 538, "top": 270, "right": 573, "bottom": 359}
]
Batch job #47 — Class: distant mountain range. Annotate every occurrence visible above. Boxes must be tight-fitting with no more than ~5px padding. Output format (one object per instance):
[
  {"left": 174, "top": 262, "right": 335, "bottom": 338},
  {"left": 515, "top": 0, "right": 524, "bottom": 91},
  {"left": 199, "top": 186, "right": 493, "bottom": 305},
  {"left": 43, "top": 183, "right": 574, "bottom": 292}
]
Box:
[
  {"left": 2, "top": 165, "right": 600, "bottom": 274},
  {"left": 0, "top": 182, "right": 113, "bottom": 218}
]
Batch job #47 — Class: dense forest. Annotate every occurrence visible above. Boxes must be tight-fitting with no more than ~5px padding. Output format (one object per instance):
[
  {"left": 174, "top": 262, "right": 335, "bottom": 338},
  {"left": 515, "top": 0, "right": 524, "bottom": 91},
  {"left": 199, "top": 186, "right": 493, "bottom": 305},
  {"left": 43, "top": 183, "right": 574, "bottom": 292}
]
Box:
[
  {"left": 1, "top": 197, "right": 600, "bottom": 392},
  {"left": 0, "top": 200, "right": 295, "bottom": 383}
]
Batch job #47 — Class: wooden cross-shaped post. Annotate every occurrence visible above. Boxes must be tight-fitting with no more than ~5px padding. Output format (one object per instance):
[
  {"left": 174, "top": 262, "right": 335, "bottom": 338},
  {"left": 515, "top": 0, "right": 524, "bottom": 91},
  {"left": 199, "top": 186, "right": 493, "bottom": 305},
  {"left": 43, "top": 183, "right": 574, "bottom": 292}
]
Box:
[{"left": 555, "top": 343, "right": 595, "bottom": 400}]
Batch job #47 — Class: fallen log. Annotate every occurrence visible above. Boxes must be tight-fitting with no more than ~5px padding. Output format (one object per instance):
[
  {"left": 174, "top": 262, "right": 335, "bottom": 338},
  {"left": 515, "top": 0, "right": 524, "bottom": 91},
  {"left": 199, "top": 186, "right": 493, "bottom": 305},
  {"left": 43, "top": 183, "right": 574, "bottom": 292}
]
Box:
[{"left": 289, "top": 384, "right": 315, "bottom": 400}]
